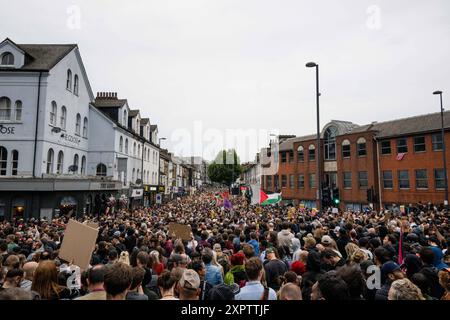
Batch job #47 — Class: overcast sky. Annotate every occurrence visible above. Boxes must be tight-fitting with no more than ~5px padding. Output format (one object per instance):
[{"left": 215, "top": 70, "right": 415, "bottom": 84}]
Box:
[{"left": 2, "top": 0, "right": 450, "bottom": 162}]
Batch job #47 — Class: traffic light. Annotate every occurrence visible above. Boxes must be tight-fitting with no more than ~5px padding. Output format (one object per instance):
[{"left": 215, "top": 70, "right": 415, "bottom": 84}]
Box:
[{"left": 332, "top": 187, "right": 340, "bottom": 205}]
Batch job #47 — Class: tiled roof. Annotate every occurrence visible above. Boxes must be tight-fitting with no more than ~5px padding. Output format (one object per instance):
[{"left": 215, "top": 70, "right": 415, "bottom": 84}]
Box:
[
  {"left": 92, "top": 99, "right": 127, "bottom": 108},
  {"left": 349, "top": 110, "right": 450, "bottom": 138},
  {"left": 129, "top": 110, "right": 139, "bottom": 117},
  {"left": 6, "top": 39, "right": 77, "bottom": 70}
]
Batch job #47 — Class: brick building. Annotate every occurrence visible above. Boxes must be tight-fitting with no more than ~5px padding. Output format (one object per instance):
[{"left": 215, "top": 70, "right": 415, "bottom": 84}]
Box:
[{"left": 261, "top": 111, "right": 450, "bottom": 211}]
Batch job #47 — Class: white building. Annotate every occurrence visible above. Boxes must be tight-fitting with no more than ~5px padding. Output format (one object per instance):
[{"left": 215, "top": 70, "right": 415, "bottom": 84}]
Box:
[
  {"left": 0, "top": 38, "right": 166, "bottom": 220},
  {"left": 90, "top": 92, "right": 160, "bottom": 207}
]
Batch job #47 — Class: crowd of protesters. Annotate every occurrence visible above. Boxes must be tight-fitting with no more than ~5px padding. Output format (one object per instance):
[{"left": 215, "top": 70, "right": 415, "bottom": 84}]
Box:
[{"left": 0, "top": 188, "right": 449, "bottom": 301}]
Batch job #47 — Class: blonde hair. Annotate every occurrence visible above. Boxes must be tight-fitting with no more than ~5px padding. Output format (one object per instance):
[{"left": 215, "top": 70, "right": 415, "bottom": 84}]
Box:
[
  {"left": 388, "top": 278, "right": 425, "bottom": 300},
  {"left": 118, "top": 251, "right": 130, "bottom": 265}
]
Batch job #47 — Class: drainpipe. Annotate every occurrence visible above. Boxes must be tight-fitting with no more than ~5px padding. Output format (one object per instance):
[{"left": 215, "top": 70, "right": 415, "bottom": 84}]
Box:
[
  {"left": 32, "top": 71, "right": 43, "bottom": 178},
  {"left": 376, "top": 139, "right": 383, "bottom": 210}
]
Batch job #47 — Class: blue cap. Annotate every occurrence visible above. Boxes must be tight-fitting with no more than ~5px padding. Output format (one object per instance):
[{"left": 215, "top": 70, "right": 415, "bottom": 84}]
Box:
[{"left": 381, "top": 261, "right": 401, "bottom": 276}]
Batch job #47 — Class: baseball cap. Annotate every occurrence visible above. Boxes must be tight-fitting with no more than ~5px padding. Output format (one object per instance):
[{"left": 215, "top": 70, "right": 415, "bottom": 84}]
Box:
[
  {"left": 207, "top": 284, "right": 235, "bottom": 300},
  {"left": 381, "top": 261, "right": 401, "bottom": 276},
  {"left": 179, "top": 269, "right": 200, "bottom": 290},
  {"left": 321, "top": 235, "right": 333, "bottom": 245}
]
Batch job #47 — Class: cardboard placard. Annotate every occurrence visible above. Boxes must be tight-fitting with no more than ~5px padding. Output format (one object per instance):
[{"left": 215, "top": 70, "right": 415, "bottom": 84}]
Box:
[
  {"left": 168, "top": 222, "right": 192, "bottom": 241},
  {"left": 59, "top": 220, "right": 98, "bottom": 271}
]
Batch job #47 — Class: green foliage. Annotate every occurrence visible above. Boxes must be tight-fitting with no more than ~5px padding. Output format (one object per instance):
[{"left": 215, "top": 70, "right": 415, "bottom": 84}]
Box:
[{"left": 207, "top": 149, "right": 242, "bottom": 186}]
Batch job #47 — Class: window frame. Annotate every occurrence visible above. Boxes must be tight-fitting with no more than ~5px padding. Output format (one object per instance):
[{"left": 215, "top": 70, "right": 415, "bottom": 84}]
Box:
[
  {"left": 382, "top": 170, "right": 393, "bottom": 189},
  {"left": 298, "top": 174, "right": 304, "bottom": 189},
  {"left": 398, "top": 170, "right": 410, "bottom": 189},
  {"left": 0, "top": 97, "right": 11, "bottom": 121},
  {"left": 357, "top": 137, "right": 367, "bottom": 157},
  {"left": 432, "top": 133, "right": 443, "bottom": 151},
  {"left": 66, "top": 69, "right": 72, "bottom": 91},
  {"left": 11, "top": 150, "right": 18, "bottom": 176},
  {"left": 396, "top": 138, "right": 408, "bottom": 154},
  {"left": 381, "top": 140, "right": 391, "bottom": 155},
  {"left": 342, "top": 140, "right": 351, "bottom": 158},
  {"left": 358, "top": 171, "right": 368, "bottom": 189},
  {"left": 309, "top": 173, "right": 316, "bottom": 188},
  {"left": 343, "top": 171, "right": 352, "bottom": 189},
  {"left": 434, "top": 168, "right": 445, "bottom": 190},
  {"left": 413, "top": 136, "right": 426, "bottom": 153},
  {"left": 415, "top": 169, "right": 428, "bottom": 189},
  {"left": 1, "top": 52, "right": 14, "bottom": 65},
  {"left": 308, "top": 144, "right": 316, "bottom": 161}
]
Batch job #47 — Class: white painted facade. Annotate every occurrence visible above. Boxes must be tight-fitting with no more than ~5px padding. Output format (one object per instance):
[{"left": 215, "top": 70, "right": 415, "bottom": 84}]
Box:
[{"left": 0, "top": 39, "right": 93, "bottom": 179}]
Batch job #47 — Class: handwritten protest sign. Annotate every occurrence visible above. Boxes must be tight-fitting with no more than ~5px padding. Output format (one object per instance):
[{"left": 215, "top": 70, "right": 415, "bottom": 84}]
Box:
[
  {"left": 168, "top": 222, "right": 192, "bottom": 241},
  {"left": 59, "top": 220, "right": 98, "bottom": 271}
]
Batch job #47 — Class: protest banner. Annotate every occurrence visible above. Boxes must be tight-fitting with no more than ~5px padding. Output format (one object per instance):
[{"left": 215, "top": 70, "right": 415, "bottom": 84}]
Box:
[
  {"left": 168, "top": 222, "right": 192, "bottom": 241},
  {"left": 59, "top": 219, "right": 98, "bottom": 271}
]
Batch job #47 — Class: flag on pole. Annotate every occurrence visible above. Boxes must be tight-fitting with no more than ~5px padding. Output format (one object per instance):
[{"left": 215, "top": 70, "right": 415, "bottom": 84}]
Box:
[
  {"left": 396, "top": 153, "right": 406, "bottom": 161},
  {"left": 260, "top": 190, "right": 282, "bottom": 205}
]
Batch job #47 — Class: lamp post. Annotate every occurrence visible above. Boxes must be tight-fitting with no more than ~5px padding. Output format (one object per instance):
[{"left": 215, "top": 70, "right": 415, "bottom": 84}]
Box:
[
  {"left": 433, "top": 91, "right": 448, "bottom": 209},
  {"left": 306, "top": 62, "right": 322, "bottom": 211}
]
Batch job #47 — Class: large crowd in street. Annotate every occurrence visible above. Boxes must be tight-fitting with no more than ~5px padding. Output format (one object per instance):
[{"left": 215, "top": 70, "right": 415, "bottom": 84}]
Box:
[{"left": 0, "top": 188, "right": 449, "bottom": 300}]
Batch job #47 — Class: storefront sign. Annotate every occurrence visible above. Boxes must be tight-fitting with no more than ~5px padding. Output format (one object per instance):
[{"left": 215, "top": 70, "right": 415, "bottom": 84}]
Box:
[
  {"left": 150, "top": 186, "right": 157, "bottom": 191},
  {"left": 60, "top": 133, "right": 81, "bottom": 145},
  {"left": 131, "top": 189, "right": 144, "bottom": 197},
  {"left": 0, "top": 124, "right": 15, "bottom": 134}
]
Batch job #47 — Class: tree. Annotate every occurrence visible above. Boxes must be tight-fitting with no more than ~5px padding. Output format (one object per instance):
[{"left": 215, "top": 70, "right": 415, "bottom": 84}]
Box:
[{"left": 207, "top": 149, "right": 242, "bottom": 186}]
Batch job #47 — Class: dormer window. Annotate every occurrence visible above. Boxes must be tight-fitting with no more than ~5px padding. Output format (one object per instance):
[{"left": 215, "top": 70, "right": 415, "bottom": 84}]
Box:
[
  {"left": 66, "top": 69, "right": 72, "bottom": 91},
  {"left": 123, "top": 110, "right": 127, "bottom": 127},
  {"left": 1, "top": 52, "right": 14, "bottom": 65}
]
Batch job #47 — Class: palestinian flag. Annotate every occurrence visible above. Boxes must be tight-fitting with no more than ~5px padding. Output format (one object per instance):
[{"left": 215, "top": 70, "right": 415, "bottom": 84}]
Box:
[{"left": 260, "top": 190, "right": 282, "bottom": 205}]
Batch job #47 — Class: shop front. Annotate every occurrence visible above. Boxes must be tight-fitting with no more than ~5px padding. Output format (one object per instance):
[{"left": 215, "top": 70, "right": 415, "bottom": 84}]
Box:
[
  {"left": 130, "top": 188, "right": 144, "bottom": 209},
  {"left": 143, "top": 185, "right": 158, "bottom": 207}
]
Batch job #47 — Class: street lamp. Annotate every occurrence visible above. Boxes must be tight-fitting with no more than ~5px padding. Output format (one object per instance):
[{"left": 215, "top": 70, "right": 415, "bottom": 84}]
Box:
[
  {"left": 306, "top": 61, "right": 322, "bottom": 211},
  {"left": 433, "top": 90, "right": 448, "bottom": 209}
]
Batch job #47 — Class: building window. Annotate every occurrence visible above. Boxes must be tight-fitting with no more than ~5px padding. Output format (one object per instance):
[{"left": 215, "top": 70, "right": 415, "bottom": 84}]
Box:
[
  {"left": 413, "top": 136, "right": 426, "bottom": 152},
  {"left": 138, "top": 144, "right": 141, "bottom": 158},
  {"left": 288, "top": 150, "right": 294, "bottom": 162},
  {"left": 0, "top": 147, "right": 7, "bottom": 176},
  {"left": 60, "top": 106, "right": 66, "bottom": 129},
  {"left": 358, "top": 171, "right": 368, "bottom": 188},
  {"left": 46, "top": 148, "right": 54, "bottom": 174},
  {"left": 432, "top": 133, "right": 443, "bottom": 151},
  {"left": 342, "top": 140, "right": 351, "bottom": 158},
  {"left": 397, "top": 138, "right": 408, "bottom": 153},
  {"left": 381, "top": 141, "right": 391, "bottom": 155},
  {"left": 81, "top": 156, "right": 86, "bottom": 174},
  {"left": 1, "top": 52, "right": 14, "bottom": 65},
  {"left": 309, "top": 173, "right": 316, "bottom": 188},
  {"left": 434, "top": 169, "right": 445, "bottom": 189},
  {"left": 0, "top": 97, "right": 11, "bottom": 121},
  {"left": 308, "top": 144, "right": 315, "bottom": 161},
  {"left": 96, "top": 163, "right": 107, "bottom": 176},
  {"left": 132, "top": 168, "right": 135, "bottom": 182},
  {"left": 83, "top": 117, "right": 88, "bottom": 138},
  {"left": 382, "top": 171, "right": 393, "bottom": 189},
  {"left": 119, "top": 136, "right": 123, "bottom": 153},
  {"left": 267, "top": 175, "right": 272, "bottom": 187},
  {"left": 324, "top": 126, "right": 337, "bottom": 160},
  {"left": 75, "top": 113, "right": 81, "bottom": 134},
  {"left": 415, "top": 169, "right": 428, "bottom": 189},
  {"left": 66, "top": 69, "right": 72, "bottom": 91},
  {"left": 298, "top": 174, "right": 304, "bottom": 188},
  {"left": 50, "top": 101, "right": 57, "bottom": 126},
  {"left": 73, "top": 154, "right": 79, "bottom": 173},
  {"left": 357, "top": 137, "right": 367, "bottom": 156},
  {"left": 74, "top": 75, "right": 79, "bottom": 95},
  {"left": 343, "top": 172, "right": 352, "bottom": 189},
  {"left": 125, "top": 139, "right": 128, "bottom": 154},
  {"left": 133, "top": 142, "right": 137, "bottom": 157},
  {"left": 15, "top": 101, "right": 22, "bottom": 121},
  {"left": 143, "top": 147, "right": 147, "bottom": 161},
  {"left": 281, "top": 175, "right": 287, "bottom": 188},
  {"left": 274, "top": 175, "right": 279, "bottom": 189},
  {"left": 281, "top": 152, "right": 287, "bottom": 163},
  {"left": 289, "top": 174, "right": 294, "bottom": 188},
  {"left": 398, "top": 170, "right": 410, "bottom": 189},
  {"left": 57, "top": 151, "right": 64, "bottom": 174},
  {"left": 297, "top": 146, "right": 304, "bottom": 162},
  {"left": 123, "top": 110, "right": 127, "bottom": 126},
  {"left": 11, "top": 150, "right": 18, "bottom": 176}
]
